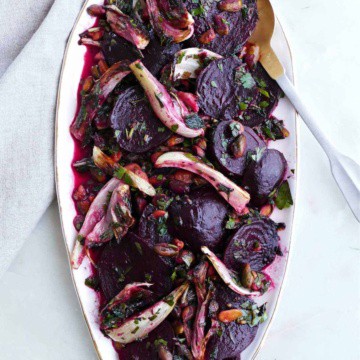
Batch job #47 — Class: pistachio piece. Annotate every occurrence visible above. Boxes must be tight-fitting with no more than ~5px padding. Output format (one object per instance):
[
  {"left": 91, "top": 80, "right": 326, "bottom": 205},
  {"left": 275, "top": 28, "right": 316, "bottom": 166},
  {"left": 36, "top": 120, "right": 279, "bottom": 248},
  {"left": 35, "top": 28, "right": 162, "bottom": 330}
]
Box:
[
  {"left": 241, "top": 263, "right": 254, "bottom": 288},
  {"left": 230, "top": 133, "right": 247, "bottom": 158},
  {"left": 218, "top": 0, "right": 243, "bottom": 12},
  {"left": 218, "top": 309, "right": 243, "bottom": 323}
]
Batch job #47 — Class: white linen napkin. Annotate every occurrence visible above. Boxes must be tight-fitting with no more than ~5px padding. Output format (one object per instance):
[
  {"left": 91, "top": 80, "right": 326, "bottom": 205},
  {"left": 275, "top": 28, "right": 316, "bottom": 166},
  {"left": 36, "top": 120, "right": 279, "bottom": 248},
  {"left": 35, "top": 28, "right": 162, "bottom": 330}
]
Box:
[{"left": 0, "top": 0, "right": 85, "bottom": 277}]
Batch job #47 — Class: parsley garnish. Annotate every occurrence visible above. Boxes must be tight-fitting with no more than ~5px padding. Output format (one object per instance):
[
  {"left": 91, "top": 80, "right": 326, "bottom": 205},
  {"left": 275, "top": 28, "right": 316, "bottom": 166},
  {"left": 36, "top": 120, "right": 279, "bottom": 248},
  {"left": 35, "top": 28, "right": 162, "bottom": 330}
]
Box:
[{"left": 275, "top": 181, "right": 293, "bottom": 210}]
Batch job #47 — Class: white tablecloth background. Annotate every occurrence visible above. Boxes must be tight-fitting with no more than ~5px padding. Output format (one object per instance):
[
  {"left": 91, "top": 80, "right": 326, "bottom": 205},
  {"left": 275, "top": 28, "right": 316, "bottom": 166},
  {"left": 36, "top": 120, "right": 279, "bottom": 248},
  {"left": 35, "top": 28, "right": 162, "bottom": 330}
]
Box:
[{"left": 0, "top": 0, "right": 359, "bottom": 359}]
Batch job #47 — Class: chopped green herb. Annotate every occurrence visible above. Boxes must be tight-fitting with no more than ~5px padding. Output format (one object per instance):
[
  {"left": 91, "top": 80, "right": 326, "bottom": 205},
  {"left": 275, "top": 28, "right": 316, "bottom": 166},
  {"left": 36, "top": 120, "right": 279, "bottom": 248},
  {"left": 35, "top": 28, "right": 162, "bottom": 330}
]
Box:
[
  {"left": 211, "top": 80, "right": 218, "bottom": 88},
  {"left": 176, "top": 51, "right": 186, "bottom": 64},
  {"left": 191, "top": 5, "right": 205, "bottom": 16},
  {"left": 158, "top": 126, "right": 166, "bottom": 133},
  {"left": 275, "top": 181, "right": 293, "bottom": 210},
  {"left": 170, "top": 124, "right": 179, "bottom": 132},
  {"left": 154, "top": 338, "right": 168, "bottom": 348},
  {"left": 145, "top": 273, "right": 152, "bottom": 282},
  {"left": 225, "top": 216, "right": 237, "bottom": 229},
  {"left": 259, "top": 101, "right": 269, "bottom": 108},
  {"left": 135, "top": 241, "right": 143, "bottom": 255},
  {"left": 84, "top": 275, "right": 99, "bottom": 290}
]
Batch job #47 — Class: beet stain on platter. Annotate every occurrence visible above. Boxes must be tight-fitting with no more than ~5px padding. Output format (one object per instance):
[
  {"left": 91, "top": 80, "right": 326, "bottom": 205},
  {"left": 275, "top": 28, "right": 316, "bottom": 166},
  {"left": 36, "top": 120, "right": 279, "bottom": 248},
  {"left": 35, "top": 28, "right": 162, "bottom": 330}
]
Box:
[{"left": 56, "top": 0, "right": 297, "bottom": 358}]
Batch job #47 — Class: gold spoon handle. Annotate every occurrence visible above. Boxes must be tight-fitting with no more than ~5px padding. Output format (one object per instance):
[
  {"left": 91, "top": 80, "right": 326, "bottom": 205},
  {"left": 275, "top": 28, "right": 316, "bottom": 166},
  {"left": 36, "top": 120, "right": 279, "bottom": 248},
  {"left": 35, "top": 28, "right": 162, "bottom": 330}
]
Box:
[{"left": 259, "top": 46, "right": 285, "bottom": 80}]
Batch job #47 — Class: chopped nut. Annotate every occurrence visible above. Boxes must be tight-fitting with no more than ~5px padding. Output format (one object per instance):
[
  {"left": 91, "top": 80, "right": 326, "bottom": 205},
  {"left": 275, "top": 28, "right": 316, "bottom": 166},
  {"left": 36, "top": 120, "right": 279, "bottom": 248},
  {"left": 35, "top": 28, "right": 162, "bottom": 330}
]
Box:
[
  {"left": 91, "top": 64, "right": 101, "bottom": 79},
  {"left": 198, "top": 28, "right": 216, "bottom": 44},
  {"left": 98, "top": 59, "right": 109, "bottom": 74},
  {"left": 282, "top": 127, "right": 290, "bottom": 138},
  {"left": 82, "top": 76, "right": 94, "bottom": 93},
  {"left": 152, "top": 210, "right": 168, "bottom": 219},
  {"left": 218, "top": 309, "right": 243, "bottom": 323},
  {"left": 167, "top": 135, "right": 184, "bottom": 147},
  {"left": 260, "top": 204, "right": 274, "bottom": 217},
  {"left": 154, "top": 243, "right": 179, "bottom": 257},
  {"left": 173, "top": 321, "right": 184, "bottom": 335},
  {"left": 218, "top": 0, "right": 243, "bottom": 12},
  {"left": 87, "top": 4, "right": 106, "bottom": 17},
  {"left": 230, "top": 133, "right": 247, "bottom": 158},
  {"left": 241, "top": 263, "right": 254, "bottom": 288},
  {"left": 214, "top": 15, "right": 230, "bottom": 36}
]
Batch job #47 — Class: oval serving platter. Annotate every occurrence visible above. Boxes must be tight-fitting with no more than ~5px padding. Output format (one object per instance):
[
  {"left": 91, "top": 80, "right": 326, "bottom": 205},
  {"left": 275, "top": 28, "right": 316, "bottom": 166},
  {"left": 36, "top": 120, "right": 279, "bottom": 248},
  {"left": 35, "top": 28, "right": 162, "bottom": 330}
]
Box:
[{"left": 55, "top": 1, "right": 297, "bottom": 359}]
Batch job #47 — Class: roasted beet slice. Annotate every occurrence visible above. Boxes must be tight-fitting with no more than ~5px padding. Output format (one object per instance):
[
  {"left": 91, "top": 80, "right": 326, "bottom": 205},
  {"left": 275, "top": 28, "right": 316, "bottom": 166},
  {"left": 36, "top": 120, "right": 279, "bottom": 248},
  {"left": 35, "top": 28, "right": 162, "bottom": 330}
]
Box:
[
  {"left": 138, "top": 204, "right": 173, "bottom": 245},
  {"left": 224, "top": 217, "right": 280, "bottom": 271},
  {"left": 241, "top": 149, "right": 287, "bottom": 207},
  {"left": 111, "top": 86, "right": 171, "bottom": 153},
  {"left": 168, "top": 186, "right": 229, "bottom": 252},
  {"left": 97, "top": 232, "right": 174, "bottom": 301},
  {"left": 197, "top": 57, "right": 258, "bottom": 121},
  {"left": 209, "top": 121, "right": 265, "bottom": 177},
  {"left": 205, "top": 284, "right": 258, "bottom": 359},
  {"left": 242, "top": 62, "right": 284, "bottom": 127},
  {"left": 184, "top": 0, "right": 258, "bottom": 56},
  {"left": 101, "top": 30, "right": 181, "bottom": 75},
  {"left": 116, "top": 320, "right": 175, "bottom": 359}
]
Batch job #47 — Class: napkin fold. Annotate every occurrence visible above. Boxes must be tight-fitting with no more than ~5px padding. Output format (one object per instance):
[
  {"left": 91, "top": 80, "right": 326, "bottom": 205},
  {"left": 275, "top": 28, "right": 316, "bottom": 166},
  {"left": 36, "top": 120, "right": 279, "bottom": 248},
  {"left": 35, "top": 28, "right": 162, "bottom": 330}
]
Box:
[{"left": 0, "top": 0, "right": 85, "bottom": 277}]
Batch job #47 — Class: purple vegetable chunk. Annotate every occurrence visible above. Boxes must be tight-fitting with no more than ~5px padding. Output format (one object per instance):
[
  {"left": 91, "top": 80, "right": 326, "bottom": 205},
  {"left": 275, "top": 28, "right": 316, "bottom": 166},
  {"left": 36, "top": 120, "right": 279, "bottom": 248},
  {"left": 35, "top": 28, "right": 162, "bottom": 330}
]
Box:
[
  {"left": 205, "top": 284, "right": 258, "bottom": 360},
  {"left": 168, "top": 186, "right": 229, "bottom": 252},
  {"left": 242, "top": 63, "right": 284, "bottom": 127},
  {"left": 241, "top": 149, "right": 287, "bottom": 207},
  {"left": 138, "top": 204, "right": 173, "bottom": 245},
  {"left": 101, "top": 30, "right": 181, "bottom": 76},
  {"left": 224, "top": 217, "right": 280, "bottom": 272},
  {"left": 97, "top": 232, "right": 174, "bottom": 301},
  {"left": 116, "top": 321, "right": 175, "bottom": 359},
  {"left": 209, "top": 121, "right": 265, "bottom": 177},
  {"left": 197, "top": 57, "right": 258, "bottom": 121},
  {"left": 184, "top": 0, "right": 258, "bottom": 56},
  {"left": 111, "top": 86, "right": 171, "bottom": 153}
]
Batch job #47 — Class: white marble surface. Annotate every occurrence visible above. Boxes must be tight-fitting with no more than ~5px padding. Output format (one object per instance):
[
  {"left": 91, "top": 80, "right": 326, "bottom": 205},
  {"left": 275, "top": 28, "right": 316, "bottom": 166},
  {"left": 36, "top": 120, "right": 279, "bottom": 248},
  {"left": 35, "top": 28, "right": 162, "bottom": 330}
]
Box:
[{"left": 0, "top": 0, "right": 359, "bottom": 359}]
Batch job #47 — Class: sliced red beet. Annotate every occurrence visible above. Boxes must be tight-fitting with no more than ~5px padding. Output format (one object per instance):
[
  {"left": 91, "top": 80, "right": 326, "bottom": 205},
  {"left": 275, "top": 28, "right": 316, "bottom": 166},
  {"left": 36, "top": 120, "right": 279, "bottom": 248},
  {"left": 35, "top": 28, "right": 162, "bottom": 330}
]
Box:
[
  {"left": 224, "top": 217, "right": 280, "bottom": 272},
  {"left": 196, "top": 57, "right": 258, "bottom": 121},
  {"left": 138, "top": 204, "right": 173, "bottom": 245},
  {"left": 111, "top": 86, "right": 172, "bottom": 153},
  {"left": 101, "top": 30, "right": 181, "bottom": 76},
  {"left": 209, "top": 121, "right": 265, "bottom": 177},
  {"left": 184, "top": 0, "right": 258, "bottom": 56},
  {"left": 241, "top": 149, "right": 287, "bottom": 207},
  {"left": 168, "top": 186, "right": 229, "bottom": 252},
  {"left": 97, "top": 232, "right": 174, "bottom": 301},
  {"left": 242, "top": 62, "right": 284, "bottom": 127},
  {"left": 205, "top": 284, "right": 258, "bottom": 360},
  {"left": 116, "top": 320, "right": 175, "bottom": 359}
]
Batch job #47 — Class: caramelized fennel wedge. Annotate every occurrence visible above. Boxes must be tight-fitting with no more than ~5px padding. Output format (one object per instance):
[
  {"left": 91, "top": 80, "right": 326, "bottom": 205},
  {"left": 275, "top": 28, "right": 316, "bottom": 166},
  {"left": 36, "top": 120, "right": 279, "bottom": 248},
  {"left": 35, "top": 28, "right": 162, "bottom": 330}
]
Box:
[
  {"left": 201, "top": 246, "right": 260, "bottom": 296},
  {"left": 129, "top": 60, "right": 204, "bottom": 138},
  {"left": 105, "top": 282, "right": 189, "bottom": 343},
  {"left": 86, "top": 183, "right": 134, "bottom": 244},
  {"left": 173, "top": 47, "right": 222, "bottom": 80},
  {"left": 155, "top": 151, "right": 250, "bottom": 213},
  {"left": 70, "top": 61, "right": 130, "bottom": 142},
  {"left": 105, "top": 5, "right": 150, "bottom": 49},
  {"left": 146, "top": 0, "right": 194, "bottom": 44},
  {"left": 71, "top": 178, "right": 122, "bottom": 269},
  {"left": 92, "top": 147, "right": 156, "bottom": 196}
]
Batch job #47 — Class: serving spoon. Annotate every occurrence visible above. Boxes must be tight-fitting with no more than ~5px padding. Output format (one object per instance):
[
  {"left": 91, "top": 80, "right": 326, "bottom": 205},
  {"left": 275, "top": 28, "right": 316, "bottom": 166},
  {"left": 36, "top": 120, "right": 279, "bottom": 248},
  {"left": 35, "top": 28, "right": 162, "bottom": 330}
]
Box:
[{"left": 249, "top": 0, "right": 360, "bottom": 222}]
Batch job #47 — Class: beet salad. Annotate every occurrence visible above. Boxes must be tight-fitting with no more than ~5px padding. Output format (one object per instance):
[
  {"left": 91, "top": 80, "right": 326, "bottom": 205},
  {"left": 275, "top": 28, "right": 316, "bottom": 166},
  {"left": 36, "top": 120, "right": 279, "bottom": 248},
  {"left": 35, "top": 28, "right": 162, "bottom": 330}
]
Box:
[{"left": 69, "top": 0, "right": 293, "bottom": 358}]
